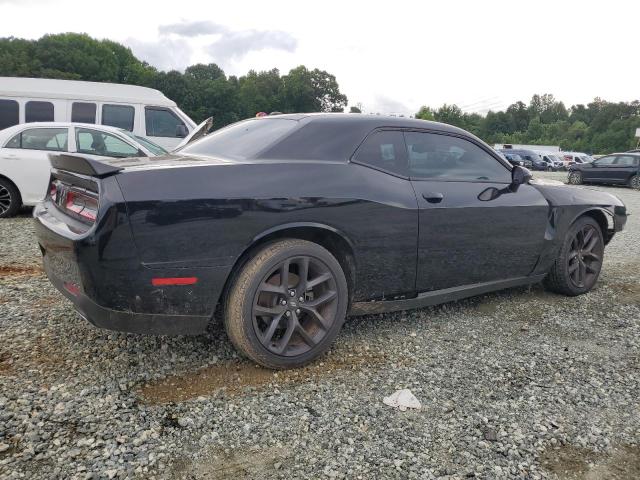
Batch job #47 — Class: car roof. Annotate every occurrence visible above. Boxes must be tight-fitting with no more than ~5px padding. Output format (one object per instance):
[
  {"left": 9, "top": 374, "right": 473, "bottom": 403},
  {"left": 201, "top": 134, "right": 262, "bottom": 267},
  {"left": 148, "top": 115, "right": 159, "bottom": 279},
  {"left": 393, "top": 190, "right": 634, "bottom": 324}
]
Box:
[
  {"left": 0, "top": 122, "right": 127, "bottom": 135},
  {"left": 259, "top": 112, "right": 471, "bottom": 135},
  {"left": 0, "top": 76, "right": 175, "bottom": 106}
]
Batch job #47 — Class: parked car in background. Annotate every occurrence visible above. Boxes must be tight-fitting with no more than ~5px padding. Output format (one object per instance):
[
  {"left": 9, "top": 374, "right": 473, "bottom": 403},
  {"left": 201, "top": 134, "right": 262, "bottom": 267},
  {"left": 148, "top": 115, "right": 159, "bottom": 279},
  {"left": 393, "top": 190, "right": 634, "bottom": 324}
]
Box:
[
  {"left": 568, "top": 152, "right": 640, "bottom": 189},
  {"left": 559, "top": 152, "right": 593, "bottom": 168},
  {"left": 503, "top": 152, "right": 527, "bottom": 167},
  {"left": 0, "top": 123, "right": 168, "bottom": 217},
  {"left": 499, "top": 148, "right": 545, "bottom": 170},
  {"left": 34, "top": 113, "right": 627, "bottom": 369},
  {"left": 540, "top": 153, "right": 564, "bottom": 170},
  {"left": 0, "top": 77, "right": 197, "bottom": 149}
]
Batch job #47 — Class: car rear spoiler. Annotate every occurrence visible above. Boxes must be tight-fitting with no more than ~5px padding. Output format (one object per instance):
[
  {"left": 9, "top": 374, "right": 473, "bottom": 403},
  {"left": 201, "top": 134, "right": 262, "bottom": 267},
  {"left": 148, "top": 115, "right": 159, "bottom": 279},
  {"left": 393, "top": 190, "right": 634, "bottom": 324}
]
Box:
[{"left": 49, "top": 154, "right": 123, "bottom": 178}]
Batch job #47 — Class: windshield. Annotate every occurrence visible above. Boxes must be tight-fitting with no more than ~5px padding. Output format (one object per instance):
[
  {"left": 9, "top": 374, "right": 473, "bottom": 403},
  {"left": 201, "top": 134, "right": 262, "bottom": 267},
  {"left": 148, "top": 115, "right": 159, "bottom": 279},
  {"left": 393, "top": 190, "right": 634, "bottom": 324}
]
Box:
[
  {"left": 179, "top": 118, "right": 299, "bottom": 160},
  {"left": 123, "top": 131, "right": 167, "bottom": 156}
]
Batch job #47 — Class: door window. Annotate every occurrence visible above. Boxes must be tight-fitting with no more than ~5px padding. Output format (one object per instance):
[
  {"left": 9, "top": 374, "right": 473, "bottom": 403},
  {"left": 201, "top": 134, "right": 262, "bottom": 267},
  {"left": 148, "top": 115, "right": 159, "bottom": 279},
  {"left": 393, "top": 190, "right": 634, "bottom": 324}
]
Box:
[
  {"left": 7, "top": 128, "right": 68, "bottom": 151},
  {"left": 145, "top": 107, "right": 187, "bottom": 137},
  {"left": 25, "top": 101, "right": 54, "bottom": 122},
  {"left": 593, "top": 156, "right": 616, "bottom": 166},
  {"left": 404, "top": 132, "right": 510, "bottom": 182},
  {"left": 0, "top": 99, "right": 19, "bottom": 130},
  {"left": 614, "top": 155, "right": 639, "bottom": 167},
  {"left": 76, "top": 128, "right": 139, "bottom": 157},
  {"left": 102, "top": 104, "right": 134, "bottom": 131},
  {"left": 71, "top": 102, "right": 97, "bottom": 123},
  {"left": 351, "top": 130, "right": 407, "bottom": 176}
]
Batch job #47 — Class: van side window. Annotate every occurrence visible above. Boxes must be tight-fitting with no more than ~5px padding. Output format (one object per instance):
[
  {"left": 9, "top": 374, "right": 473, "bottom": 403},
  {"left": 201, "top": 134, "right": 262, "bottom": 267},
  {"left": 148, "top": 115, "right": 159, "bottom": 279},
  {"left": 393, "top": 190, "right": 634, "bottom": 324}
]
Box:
[
  {"left": 0, "top": 99, "right": 19, "bottom": 130},
  {"left": 72, "top": 102, "right": 96, "bottom": 123},
  {"left": 25, "top": 101, "right": 54, "bottom": 123},
  {"left": 102, "top": 104, "right": 134, "bottom": 131},
  {"left": 145, "top": 107, "right": 187, "bottom": 138}
]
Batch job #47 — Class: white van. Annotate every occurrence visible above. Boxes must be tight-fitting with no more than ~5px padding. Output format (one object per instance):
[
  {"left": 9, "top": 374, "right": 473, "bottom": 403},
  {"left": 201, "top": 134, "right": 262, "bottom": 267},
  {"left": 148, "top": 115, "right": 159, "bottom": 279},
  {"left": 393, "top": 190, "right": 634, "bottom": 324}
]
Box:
[{"left": 0, "top": 77, "right": 197, "bottom": 149}]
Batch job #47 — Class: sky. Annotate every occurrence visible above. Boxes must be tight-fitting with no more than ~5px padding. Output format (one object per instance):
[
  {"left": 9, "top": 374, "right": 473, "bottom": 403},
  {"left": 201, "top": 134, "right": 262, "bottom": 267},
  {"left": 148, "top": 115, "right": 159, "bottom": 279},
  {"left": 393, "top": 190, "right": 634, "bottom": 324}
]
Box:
[{"left": 1, "top": 0, "right": 638, "bottom": 116}]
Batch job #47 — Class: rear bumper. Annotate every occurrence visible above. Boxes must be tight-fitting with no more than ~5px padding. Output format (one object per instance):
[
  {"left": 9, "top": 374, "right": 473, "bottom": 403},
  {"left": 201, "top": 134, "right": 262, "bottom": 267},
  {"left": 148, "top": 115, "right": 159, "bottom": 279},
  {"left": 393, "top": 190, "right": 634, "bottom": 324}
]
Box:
[
  {"left": 34, "top": 200, "right": 228, "bottom": 336},
  {"left": 43, "top": 242, "right": 211, "bottom": 335},
  {"left": 43, "top": 257, "right": 210, "bottom": 335}
]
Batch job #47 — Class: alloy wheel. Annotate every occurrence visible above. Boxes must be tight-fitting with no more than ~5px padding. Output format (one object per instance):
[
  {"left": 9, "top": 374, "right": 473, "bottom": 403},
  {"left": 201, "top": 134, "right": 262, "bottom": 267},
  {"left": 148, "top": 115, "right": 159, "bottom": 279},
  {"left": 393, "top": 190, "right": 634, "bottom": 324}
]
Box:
[
  {"left": 567, "top": 224, "right": 603, "bottom": 289},
  {"left": 0, "top": 185, "right": 11, "bottom": 215},
  {"left": 568, "top": 172, "right": 582, "bottom": 185},
  {"left": 252, "top": 256, "right": 338, "bottom": 357},
  {"left": 631, "top": 175, "right": 640, "bottom": 190}
]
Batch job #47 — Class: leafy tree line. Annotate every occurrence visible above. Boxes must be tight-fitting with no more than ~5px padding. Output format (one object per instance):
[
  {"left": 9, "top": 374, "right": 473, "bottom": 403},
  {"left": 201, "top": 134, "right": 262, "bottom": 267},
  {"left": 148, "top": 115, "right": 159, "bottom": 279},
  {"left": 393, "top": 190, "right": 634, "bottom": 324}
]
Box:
[
  {"left": 0, "top": 33, "right": 348, "bottom": 128},
  {"left": 416, "top": 93, "right": 640, "bottom": 154}
]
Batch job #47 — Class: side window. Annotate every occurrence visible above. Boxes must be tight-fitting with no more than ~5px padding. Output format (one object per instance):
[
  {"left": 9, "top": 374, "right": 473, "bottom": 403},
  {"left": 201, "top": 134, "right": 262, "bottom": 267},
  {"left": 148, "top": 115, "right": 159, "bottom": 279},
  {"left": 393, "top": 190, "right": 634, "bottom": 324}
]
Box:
[
  {"left": 18, "top": 128, "right": 68, "bottom": 151},
  {"left": 0, "top": 99, "right": 19, "bottom": 130},
  {"left": 71, "top": 102, "right": 96, "bottom": 123},
  {"left": 76, "top": 128, "right": 139, "bottom": 158},
  {"left": 145, "top": 107, "right": 187, "bottom": 138},
  {"left": 25, "top": 101, "right": 54, "bottom": 123},
  {"left": 352, "top": 130, "right": 407, "bottom": 176},
  {"left": 102, "top": 104, "right": 134, "bottom": 131},
  {"left": 614, "top": 155, "right": 637, "bottom": 166},
  {"left": 594, "top": 156, "right": 616, "bottom": 166},
  {"left": 5, "top": 133, "right": 21, "bottom": 148},
  {"left": 404, "top": 132, "right": 510, "bottom": 182}
]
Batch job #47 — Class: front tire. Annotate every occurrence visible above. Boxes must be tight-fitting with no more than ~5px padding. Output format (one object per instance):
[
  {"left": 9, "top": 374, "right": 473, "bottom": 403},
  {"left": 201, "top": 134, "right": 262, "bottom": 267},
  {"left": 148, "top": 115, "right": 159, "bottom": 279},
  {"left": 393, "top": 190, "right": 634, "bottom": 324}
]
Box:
[
  {"left": 224, "top": 239, "right": 349, "bottom": 369},
  {"left": 0, "top": 179, "right": 21, "bottom": 218},
  {"left": 568, "top": 171, "right": 583, "bottom": 185},
  {"left": 629, "top": 174, "right": 640, "bottom": 190},
  {"left": 544, "top": 216, "right": 604, "bottom": 296}
]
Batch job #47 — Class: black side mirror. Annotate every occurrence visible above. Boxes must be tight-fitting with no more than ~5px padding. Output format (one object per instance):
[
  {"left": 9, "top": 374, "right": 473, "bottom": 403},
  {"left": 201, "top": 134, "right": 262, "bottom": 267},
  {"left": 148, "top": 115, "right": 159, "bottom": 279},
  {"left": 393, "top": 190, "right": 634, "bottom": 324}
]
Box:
[
  {"left": 511, "top": 166, "right": 532, "bottom": 190},
  {"left": 175, "top": 125, "right": 188, "bottom": 138}
]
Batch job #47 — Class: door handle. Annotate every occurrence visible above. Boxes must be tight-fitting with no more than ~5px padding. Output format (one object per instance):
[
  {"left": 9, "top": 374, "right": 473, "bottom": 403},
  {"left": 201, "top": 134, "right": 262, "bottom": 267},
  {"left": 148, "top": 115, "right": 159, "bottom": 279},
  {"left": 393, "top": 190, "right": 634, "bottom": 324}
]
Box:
[{"left": 422, "top": 192, "right": 444, "bottom": 203}]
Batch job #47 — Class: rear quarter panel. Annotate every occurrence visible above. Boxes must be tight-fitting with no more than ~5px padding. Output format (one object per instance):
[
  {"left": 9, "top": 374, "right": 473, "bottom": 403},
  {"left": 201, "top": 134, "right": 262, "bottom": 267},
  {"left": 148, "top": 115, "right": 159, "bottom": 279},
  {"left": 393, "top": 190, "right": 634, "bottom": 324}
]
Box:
[{"left": 116, "top": 161, "right": 419, "bottom": 301}]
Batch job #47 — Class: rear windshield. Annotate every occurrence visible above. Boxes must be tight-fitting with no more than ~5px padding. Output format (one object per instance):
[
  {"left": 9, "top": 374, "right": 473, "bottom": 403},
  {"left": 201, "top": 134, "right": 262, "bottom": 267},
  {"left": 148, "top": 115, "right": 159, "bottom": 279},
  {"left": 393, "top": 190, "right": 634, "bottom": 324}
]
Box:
[{"left": 179, "top": 118, "right": 299, "bottom": 160}]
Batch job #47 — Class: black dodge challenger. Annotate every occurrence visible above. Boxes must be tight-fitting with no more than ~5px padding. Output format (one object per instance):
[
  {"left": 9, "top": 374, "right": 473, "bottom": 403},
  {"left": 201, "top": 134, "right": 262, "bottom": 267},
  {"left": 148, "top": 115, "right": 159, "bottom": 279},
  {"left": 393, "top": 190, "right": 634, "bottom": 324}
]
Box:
[{"left": 34, "top": 114, "right": 627, "bottom": 368}]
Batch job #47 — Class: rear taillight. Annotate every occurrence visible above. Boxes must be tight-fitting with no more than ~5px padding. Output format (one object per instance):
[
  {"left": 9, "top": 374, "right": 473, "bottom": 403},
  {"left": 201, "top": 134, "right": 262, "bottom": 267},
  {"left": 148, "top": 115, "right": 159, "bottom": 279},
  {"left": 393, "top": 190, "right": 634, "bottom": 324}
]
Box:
[
  {"left": 65, "top": 190, "right": 98, "bottom": 222},
  {"left": 49, "top": 175, "right": 99, "bottom": 225}
]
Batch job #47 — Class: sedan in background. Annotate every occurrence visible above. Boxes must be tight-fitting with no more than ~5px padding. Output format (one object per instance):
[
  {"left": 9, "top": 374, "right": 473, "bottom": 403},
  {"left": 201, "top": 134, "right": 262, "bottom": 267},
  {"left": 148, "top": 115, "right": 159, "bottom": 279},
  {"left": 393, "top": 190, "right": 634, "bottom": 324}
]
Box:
[
  {"left": 34, "top": 113, "right": 627, "bottom": 369},
  {"left": 568, "top": 152, "right": 640, "bottom": 189},
  {"left": 0, "top": 120, "right": 210, "bottom": 217}
]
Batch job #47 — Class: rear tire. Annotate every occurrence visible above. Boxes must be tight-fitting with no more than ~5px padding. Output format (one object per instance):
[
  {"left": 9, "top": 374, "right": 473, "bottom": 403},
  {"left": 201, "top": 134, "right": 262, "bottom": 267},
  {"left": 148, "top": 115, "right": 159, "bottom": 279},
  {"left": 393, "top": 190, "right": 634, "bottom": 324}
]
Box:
[
  {"left": 224, "top": 239, "right": 349, "bottom": 369},
  {"left": 544, "top": 216, "right": 604, "bottom": 296},
  {"left": 629, "top": 174, "right": 640, "bottom": 190},
  {"left": 568, "top": 171, "right": 583, "bottom": 185},
  {"left": 0, "top": 179, "right": 21, "bottom": 218}
]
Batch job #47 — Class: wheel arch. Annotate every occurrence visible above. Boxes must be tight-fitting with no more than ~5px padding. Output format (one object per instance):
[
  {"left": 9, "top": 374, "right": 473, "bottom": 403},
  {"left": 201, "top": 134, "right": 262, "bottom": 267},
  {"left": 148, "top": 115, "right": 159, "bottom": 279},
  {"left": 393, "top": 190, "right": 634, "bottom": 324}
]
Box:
[
  {"left": 215, "top": 223, "right": 357, "bottom": 319},
  {"left": 572, "top": 207, "right": 613, "bottom": 244},
  {"left": 0, "top": 173, "right": 21, "bottom": 199}
]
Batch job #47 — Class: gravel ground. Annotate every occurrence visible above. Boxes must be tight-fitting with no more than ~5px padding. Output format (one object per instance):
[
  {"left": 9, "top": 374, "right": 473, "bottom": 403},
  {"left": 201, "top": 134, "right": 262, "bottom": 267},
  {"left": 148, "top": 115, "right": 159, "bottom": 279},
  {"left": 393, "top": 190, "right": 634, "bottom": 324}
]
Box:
[{"left": 1, "top": 172, "right": 638, "bottom": 479}]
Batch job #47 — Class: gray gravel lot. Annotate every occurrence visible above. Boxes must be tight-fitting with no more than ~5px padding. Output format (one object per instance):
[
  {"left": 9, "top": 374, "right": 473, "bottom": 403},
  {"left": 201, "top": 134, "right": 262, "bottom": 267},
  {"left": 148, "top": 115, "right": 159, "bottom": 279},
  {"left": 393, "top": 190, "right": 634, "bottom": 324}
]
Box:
[{"left": 1, "top": 172, "right": 638, "bottom": 479}]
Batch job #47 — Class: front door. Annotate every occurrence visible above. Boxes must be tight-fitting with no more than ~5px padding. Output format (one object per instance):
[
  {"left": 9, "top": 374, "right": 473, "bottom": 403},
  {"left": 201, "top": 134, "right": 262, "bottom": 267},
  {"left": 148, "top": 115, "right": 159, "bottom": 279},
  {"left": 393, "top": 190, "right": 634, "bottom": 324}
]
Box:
[
  {"left": 404, "top": 131, "right": 549, "bottom": 292},
  {"left": 584, "top": 155, "right": 616, "bottom": 182}
]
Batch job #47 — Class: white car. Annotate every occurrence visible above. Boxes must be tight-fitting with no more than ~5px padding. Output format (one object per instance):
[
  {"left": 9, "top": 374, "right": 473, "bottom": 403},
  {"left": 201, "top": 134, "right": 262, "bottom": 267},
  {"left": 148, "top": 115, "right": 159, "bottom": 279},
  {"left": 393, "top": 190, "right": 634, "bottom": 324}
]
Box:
[
  {"left": 0, "top": 120, "right": 210, "bottom": 217},
  {"left": 559, "top": 152, "right": 594, "bottom": 168}
]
